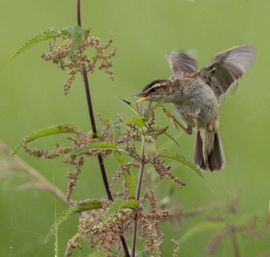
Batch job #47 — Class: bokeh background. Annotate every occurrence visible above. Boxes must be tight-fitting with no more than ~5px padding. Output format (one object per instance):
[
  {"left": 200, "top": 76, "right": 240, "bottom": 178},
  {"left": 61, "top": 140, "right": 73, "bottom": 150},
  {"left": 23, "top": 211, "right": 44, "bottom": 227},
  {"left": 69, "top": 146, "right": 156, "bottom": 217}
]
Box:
[{"left": 0, "top": 0, "right": 270, "bottom": 256}]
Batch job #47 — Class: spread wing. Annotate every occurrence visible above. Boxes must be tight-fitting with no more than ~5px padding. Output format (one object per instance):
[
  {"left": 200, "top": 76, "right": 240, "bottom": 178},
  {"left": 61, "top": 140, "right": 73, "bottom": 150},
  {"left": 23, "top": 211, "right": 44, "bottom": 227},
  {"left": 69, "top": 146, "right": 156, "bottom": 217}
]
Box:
[
  {"left": 168, "top": 50, "right": 198, "bottom": 78},
  {"left": 199, "top": 45, "right": 255, "bottom": 99}
]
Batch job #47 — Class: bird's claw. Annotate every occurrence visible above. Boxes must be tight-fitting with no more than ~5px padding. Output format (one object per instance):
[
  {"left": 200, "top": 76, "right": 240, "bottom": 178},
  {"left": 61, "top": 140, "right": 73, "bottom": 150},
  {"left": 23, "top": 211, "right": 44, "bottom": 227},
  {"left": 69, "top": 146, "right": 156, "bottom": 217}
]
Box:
[{"left": 186, "top": 126, "right": 193, "bottom": 135}]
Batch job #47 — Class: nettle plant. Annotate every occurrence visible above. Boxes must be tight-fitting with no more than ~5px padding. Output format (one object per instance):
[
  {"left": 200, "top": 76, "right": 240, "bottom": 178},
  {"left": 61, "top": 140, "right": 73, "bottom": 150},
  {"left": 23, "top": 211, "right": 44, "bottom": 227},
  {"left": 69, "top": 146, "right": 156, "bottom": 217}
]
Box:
[{"left": 2, "top": 1, "right": 270, "bottom": 257}]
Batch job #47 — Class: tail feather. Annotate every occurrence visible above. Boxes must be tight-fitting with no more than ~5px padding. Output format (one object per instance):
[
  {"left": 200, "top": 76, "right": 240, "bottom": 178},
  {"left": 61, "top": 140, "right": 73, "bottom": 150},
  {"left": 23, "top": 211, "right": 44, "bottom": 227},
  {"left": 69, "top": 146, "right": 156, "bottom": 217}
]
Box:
[
  {"left": 209, "top": 133, "right": 224, "bottom": 170},
  {"left": 194, "top": 130, "right": 224, "bottom": 171},
  {"left": 194, "top": 131, "right": 204, "bottom": 168}
]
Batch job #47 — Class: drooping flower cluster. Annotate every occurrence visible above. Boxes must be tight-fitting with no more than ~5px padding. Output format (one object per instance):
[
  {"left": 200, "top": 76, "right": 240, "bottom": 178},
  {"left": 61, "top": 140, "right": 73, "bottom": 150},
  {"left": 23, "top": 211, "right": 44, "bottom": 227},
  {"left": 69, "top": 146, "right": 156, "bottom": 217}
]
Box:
[{"left": 41, "top": 28, "right": 116, "bottom": 95}]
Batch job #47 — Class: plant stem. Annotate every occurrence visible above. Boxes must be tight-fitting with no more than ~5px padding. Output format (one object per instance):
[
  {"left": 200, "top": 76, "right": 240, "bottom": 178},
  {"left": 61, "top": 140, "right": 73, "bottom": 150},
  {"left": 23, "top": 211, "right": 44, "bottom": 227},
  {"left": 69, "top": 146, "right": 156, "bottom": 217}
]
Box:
[
  {"left": 81, "top": 68, "right": 113, "bottom": 200},
  {"left": 131, "top": 136, "right": 146, "bottom": 257},
  {"left": 1, "top": 142, "right": 69, "bottom": 206},
  {"left": 76, "top": 0, "right": 81, "bottom": 26},
  {"left": 13, "top": 154, "right": 69, "bottom": 206},
  {"left": 230, "top": 226, "right": 241, "bottom": 257},
  {"left": 76, "top": 1, "right": 130, "bottom": 256}
]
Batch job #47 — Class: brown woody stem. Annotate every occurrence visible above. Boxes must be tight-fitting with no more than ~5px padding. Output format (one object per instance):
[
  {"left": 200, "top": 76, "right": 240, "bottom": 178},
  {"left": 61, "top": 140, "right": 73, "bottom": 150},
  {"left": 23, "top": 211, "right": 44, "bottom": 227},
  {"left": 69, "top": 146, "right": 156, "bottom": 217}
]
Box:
[{"left": 76, "top": 1, "right": 130, "bottom": 256}]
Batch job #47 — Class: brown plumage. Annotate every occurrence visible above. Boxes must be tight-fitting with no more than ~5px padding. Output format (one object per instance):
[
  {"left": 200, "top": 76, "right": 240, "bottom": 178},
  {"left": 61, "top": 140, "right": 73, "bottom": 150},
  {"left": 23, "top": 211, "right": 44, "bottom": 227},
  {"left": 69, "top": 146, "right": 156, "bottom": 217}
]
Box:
[{"left": 137, "top": 45, "right": 255, "bottom": 171}]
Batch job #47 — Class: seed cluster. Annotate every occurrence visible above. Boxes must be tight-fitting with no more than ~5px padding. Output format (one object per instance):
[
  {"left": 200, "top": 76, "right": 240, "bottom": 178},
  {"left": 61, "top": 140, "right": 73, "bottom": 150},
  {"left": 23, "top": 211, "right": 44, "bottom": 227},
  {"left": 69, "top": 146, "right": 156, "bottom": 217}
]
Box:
[
  {"left": 42, "top": 28, "right": 116, "bottom": 95},
  {"left": 17, "top": 103, "right": 188, "bottom": 256}
]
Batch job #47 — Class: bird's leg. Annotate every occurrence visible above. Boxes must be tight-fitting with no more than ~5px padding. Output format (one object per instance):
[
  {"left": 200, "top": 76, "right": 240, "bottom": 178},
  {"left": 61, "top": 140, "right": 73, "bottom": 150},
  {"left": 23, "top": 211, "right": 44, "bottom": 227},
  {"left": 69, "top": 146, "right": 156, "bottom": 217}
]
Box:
[
  {"left": 186, "top": 112, "right": 199, "bottom": 128},
  {"left": 161, "top": 106, "right": 192, "bottom": 135},
  {"left": 186, "top": 125, "right": 193, "bottom": 135}
]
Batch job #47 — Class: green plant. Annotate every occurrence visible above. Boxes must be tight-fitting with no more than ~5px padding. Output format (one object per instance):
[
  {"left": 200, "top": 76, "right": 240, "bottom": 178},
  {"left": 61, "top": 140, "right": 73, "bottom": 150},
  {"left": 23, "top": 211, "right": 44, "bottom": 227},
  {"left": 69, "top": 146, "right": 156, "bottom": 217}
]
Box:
[
  {"left": 1, "top": 1, "right": 270, "bottom": 257},
  {"left": 5, "top": 1, "right": 200, "bottom": 256}
]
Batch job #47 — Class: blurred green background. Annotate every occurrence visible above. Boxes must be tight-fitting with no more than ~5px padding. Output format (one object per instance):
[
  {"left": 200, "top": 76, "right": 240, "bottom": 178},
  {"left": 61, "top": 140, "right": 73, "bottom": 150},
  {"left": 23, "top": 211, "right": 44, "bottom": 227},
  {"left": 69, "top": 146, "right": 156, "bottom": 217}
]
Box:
[{"left": 0, "top": 0, "right": 270, "bottom": 256}]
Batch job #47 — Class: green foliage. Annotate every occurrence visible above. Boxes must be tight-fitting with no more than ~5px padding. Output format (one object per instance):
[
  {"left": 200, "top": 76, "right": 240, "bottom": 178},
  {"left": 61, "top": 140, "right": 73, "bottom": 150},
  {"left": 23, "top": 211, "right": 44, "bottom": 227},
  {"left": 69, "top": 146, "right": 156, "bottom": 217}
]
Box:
[
  {"left": 112, "top": 151, "right": 125, "bottom": 164},
  {"left": 163, "top": 132, "right": 181, "bottom": 149},
  {"left": 124, "top": 169, "right": 137, "bottom": 198},
  {"left": 76, "top": 199, "right": 104, "bottom": 213},
  {"left": 46, "top": 198, "right": 137, "bottom": 244},
  {"left": 102, "top": 199, "right": 138, "bottom": 225},
  {"left": 88, "top": 251, "right": 105, "bottom": 257},
  {"left": 12, "top": 26, "right": 90, "bottom": 59},
  {"left": 1, "top": 1, "right": 270, "bottom": 257},
  {"left": 9, "top": 124, "right": 77, "bottom": 158},
  {"left": 125, "top": 117, "right": 145, "bottom": 128},
  {"left": 45, "top": 199, "right": 103, "bottom": 243},
  {"left": 69, "top": 142, "right": 124, "bottom": 156},
  {"left": 137, "top": 251, "right": 151, "bottom": 257},
  {"left": 120, "top": 99, "right": 142, "bottom": 118},
  {"left": 68, "top": 25, "right": 85, "bottom": 54},
  {"left": 54, "top": 198, "right": 59, "bottom": 257},
  {"left": 112, "top": 120, "right": 122, "bottom": 144},
  {"left": 112, "top": 152, "right": 137, "bottom": 198},
  {"left": 12, "top": 29, "right": 63, "bottom": 59},
  {"left": 159, "top": 150, "right": 204, "bottom": 178}
]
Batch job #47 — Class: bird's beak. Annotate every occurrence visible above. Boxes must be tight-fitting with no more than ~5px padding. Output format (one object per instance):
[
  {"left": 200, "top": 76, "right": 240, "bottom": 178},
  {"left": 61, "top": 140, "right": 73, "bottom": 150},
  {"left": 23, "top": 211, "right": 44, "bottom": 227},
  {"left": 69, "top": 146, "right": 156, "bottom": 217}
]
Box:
[{"left": 136, "top": 95, "right": 149, "bottom": 103}]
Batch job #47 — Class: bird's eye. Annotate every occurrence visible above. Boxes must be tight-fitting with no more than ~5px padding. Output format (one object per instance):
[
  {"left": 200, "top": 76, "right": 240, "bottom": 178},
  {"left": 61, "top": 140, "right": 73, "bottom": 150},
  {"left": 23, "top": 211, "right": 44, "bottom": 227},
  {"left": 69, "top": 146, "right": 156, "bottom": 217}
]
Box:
[{"left": 149, "top": 88, "right": 156, "bottom": 93}]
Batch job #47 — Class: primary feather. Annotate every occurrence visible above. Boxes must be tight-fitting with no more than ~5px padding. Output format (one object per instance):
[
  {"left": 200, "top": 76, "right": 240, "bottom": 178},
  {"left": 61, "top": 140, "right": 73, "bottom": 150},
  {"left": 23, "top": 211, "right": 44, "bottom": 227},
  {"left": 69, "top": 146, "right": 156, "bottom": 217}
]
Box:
[
  {"left": 199, "top": 45, "right": 255, "bottom": 98},
  {"left": 168, "top": 45, "right": 255, "bottom": 99}
]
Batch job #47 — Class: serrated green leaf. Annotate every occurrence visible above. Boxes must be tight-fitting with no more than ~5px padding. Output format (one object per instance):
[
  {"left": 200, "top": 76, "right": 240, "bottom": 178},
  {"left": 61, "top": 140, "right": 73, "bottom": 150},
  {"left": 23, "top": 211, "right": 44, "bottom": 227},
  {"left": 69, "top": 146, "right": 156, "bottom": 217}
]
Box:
[
  {"left": 159, "top": 151, "right": 203, "bottom": 178},
  {"left": 69, "top": 142, "right": 123, "bottom": 156},
  {"left": 45, "top": 199, "right": 102, "bottom": 243},
  {"left": 103, "top": 199, "right": 138, "bottom": 224},
  {"left": 9, "top": 124, "right": 77, "bottom": 158},
  {"left": 180, "top": 221, "right": 225, "bottom": 243},
  {"left": 12, "top": 26, "right": 89, "bottom": 59},
  {"left": 12, "top": 29, "right": 62, "bottom": 59}
]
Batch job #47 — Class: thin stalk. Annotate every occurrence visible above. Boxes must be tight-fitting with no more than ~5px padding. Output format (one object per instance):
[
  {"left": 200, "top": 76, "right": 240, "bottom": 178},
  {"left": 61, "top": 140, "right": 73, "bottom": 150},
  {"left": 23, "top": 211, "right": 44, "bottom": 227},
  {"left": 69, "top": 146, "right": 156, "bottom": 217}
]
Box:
[
  {"left": 1, "top": 142, "right": 69, "bottom": 206},
  {"left": 76, "top": 1, "right": 130, "bottom": 256},
  {"left": 131, "top": 136, "right": 146, "bottom": 257},
  {"left": 13, "top": 155, "right": 69, "bottom": 206},
  {"left": 76, "top": 0, "right": 81, "bottom": 26},
  {"left": 81, "top": 68, "right": 113, "bottom": 200},
  {"left": 230, "top": 226, "right": 241, "bottom": 257}
]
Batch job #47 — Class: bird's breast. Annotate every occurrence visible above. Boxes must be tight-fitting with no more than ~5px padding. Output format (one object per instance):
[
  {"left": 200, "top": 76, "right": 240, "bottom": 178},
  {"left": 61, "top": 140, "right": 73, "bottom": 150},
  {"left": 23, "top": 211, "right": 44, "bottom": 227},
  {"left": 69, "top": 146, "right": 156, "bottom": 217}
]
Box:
[{"left": 174, "top": 80, "right": 219, "bottom": 128}]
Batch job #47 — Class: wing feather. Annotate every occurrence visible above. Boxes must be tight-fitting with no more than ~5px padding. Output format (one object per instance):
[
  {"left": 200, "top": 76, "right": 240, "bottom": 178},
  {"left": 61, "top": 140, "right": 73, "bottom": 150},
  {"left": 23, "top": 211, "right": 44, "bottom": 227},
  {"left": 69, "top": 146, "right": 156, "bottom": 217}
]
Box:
[
  {"left": 199, "top": 45, "right": 255, "bottom": 98},
  {"left": 168, "top": 51, "right": 197, "bottom": 77}
]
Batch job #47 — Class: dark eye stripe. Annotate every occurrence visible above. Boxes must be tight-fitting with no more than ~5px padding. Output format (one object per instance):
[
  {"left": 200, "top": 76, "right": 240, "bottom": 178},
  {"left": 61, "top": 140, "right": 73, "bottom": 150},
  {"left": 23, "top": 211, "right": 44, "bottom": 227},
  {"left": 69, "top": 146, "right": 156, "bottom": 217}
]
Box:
[{"left": 142, "top": 79, "right": 167, "bottom": 93}]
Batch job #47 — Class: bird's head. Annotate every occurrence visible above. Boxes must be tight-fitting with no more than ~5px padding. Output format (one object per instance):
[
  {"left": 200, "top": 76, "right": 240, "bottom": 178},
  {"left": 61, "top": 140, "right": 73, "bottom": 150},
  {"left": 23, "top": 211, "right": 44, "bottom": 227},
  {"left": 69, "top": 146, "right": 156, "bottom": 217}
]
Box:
[{"left": 136, "top": 79, "right": 174, "bottom": 103}]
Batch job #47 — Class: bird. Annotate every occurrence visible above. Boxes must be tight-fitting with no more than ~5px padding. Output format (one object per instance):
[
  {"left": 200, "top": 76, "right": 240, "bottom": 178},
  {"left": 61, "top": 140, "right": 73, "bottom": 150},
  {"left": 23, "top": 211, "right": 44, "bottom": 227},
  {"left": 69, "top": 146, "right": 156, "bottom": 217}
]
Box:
[{"left": 136, "top": 45, "right": 255, "bottom": 171}]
